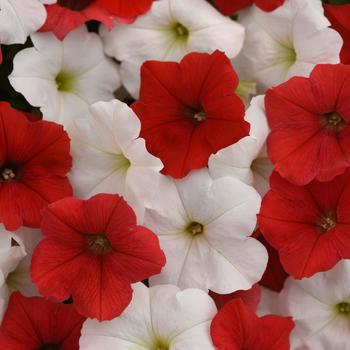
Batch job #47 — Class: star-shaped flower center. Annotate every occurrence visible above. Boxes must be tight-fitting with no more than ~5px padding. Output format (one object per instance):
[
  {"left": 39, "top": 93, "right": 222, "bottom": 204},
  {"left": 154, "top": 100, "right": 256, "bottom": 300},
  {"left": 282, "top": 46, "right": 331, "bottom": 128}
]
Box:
[
  {"left": 87, "top": 233, "right": 112, "bottom": 255},
  {"left": 174, "top": 22, "right": 189, "bottom": 39},
  {"left": 1, "top": 168, "right": 16, "bottom": 181},
  {"left": 184, "top": 106, "right": 207, "bottom": 124},
  {"left": 152, "top": 339, "right": 169, "bottom": 350},
  {"left": 321, "top": 112, "right": 346, "bottom": 132},
  {"left": 185, "top": 222, "right": 204, "bottom": 236},
  {"left": 317, "top": 212, "right": 337, "bottom": 233},
  {"left": 55, "top": 70, "right": 75, "bottom": 92},
  {"left": 336, "top": 302, "right": 350, "bottom": 316}
]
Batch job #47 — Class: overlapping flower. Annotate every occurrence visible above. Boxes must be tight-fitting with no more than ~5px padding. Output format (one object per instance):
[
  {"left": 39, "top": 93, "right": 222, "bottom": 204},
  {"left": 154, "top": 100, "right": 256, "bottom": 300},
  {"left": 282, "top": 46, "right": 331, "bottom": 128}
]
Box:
[{"left": 0, "top": 0, "right": 349, "bottom": 349}]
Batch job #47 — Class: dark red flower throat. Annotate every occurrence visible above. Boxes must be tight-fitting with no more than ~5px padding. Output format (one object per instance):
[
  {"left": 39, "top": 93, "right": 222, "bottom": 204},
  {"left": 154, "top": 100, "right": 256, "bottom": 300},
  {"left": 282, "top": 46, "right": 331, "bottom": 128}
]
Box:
[
  {"left": 321, "top": 111, "right": 345, "bottom": 132},
  {"left": 39, "top": 345, "right": 59, "bottom": 350},
  {"left": 87, "top": 233, "right": 112, "bottom": 255},
  {"left": 58, "top": 0, "right": 94, "bottom": 10}
]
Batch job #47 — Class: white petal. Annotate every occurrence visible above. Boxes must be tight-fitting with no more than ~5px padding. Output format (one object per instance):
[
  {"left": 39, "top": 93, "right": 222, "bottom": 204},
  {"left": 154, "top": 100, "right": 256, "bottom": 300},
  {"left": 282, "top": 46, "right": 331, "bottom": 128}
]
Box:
[
  {"left": 80, "top": 283, "right": 216, "bottom": 350},
  {"left": 149, "top": 285, "right": 217, "bottom": 340},
  {"left": 279, "top": 260, "right": 350, "bottom": 349},
  {"left": 81, "top": 283, "right": 153, "bottom": 349},
  {"left": 236, "top": 0, "right": 342, "bottom": 92},
  {"left": 208, "top": 95, "right": 271, "bottom": 196},
  {"left": 0, "top": 0, "right": 47, "bottom": 44},
  {"left": 147, "top": 170, "right": 267, "bottom": 293},
  {"left": 101, "top": 0, "right": 244, "bottom": 98},
  {"left": 9, "top": 26, "right": 120, "bottom": 130}
]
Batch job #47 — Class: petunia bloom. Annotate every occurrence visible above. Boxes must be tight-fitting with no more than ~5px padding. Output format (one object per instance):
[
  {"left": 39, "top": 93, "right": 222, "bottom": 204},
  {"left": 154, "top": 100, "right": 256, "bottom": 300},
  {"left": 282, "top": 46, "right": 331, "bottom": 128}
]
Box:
[
  {"left": 208, "top": 95, "right": 272, "bottom": 198},
  {"left": 0, "top": 292, "right": 85, "bottom": 349},
  {"left": 258, "top": 170, "right": 350, "bottom": 279},
  {"left": 30, "top": 193, "right": 166, "bottom": 320},
  {"left": 69, "top": 99, "right": 163, "bottom": 223},
  {"left": 132, "top": 51, "right": 249, "bottom": 179},
  {"left": 214, "top": 0, "right": 284, "bottom": 16},
  {"left": 265, "top": 64, "right": 350, "bottom": 185},
  {"left": 40, "top": 1, "right": 114, "bottom": 40},
  {"left": 101, "top": 0, "right": 245, "bottom": 97},
  {"left": 9, "top": 25, "right": 120, "bottom": 131},
  {"left": 144, "top": 169, "right": 267, "bottom": 293},
  {"left": 80, "top": 283, "right": 217, "bottom": 350},
  {"left": 279, "top": 260, "right": 350, "bottom": 350},
  {"left": 235, "top": 0, "right": 342, "bottom": 92},
  {"left": 211, "top": 298, "right": 294, "bottom": 350},
  {"left": 0, "top": 102, "right": 72, "bottom": 231},
  {"left": 324, "top": 3, "right": 350, "bottom": 64}
]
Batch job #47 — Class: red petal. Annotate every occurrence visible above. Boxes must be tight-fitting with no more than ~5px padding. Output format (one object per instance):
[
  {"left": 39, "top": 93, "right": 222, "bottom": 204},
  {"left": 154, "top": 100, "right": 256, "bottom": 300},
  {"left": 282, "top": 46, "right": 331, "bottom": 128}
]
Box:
[
  {"left": 324, "top": 4, "right": 350, "bottom": 64},
  {"left": 255, "top": 0, "right": 284, "bottom": 12},
  {"left": 258, "top": 171, "right": 350, "bottom": 278},
  {"left": 70, "top": 255, "right": 132, "bottom": 320},
  {"left": 209, "top": 284, "right": 261, "bottom": 311},
  {"left": 97, "top": 0, "right": 153, "bottom": 18},
  {"left": 40, "top": 4, "right": 113, "bottom": 40},
  {"left": 210, "top": 298, "right": 294, "bottom": 350},
  {"left": 133, "top": 51, "right": 248, "bottom": 178},
  {"left": 265, "top": 65, "right": 350, "bottom": 185},
  {"left": 253, "top": 230, "right": 288, "bottom": 292},
  {"left": 30, "top": 239, "right": 86, "bottom": 301},
  {"left": 213, "top": 0, "right": 253, "bottom": 16},
  {"left": 0, "top": 292, "right": 84, "bottom": 349}
]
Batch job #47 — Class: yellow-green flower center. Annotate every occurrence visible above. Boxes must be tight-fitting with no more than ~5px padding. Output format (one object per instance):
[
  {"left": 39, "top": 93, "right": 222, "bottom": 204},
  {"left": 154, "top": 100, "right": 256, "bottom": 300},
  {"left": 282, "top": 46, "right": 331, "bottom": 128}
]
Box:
[
  {"left": 336, "top": 302, "right": 350, "bottom": 316},
  {"left": 185, "top": 222, "right": 204, "bottom": 236},
  {"left": 55, "top": 70, "right": 75, "bottom": 92}
]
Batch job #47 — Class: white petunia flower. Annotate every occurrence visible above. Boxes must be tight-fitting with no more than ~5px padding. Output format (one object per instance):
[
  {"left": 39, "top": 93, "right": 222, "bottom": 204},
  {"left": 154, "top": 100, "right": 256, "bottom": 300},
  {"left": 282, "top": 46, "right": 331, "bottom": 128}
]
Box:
[
  {"left": 208, "top": 95, "right": 273, "bottom": 198},
  {"left": 0, "top": 225, "right": 42, "bottom": 321},
  {"left": 144, "top": 169, "right": 268, "bottom": 294},
  {"left": 279, "top": 260, "right": 350, "bottom": 350},
  {"left": 235, "top": 0, "right": 342, "bottom": 92},
  {"left": 80, "top": 283, "right": 216, "bottom": 350},
  {"left": 69, "top": 99, "right": 163, "bottom": 223},
  {"left": 0, "top": 0, "right": 55, "bottom": 46},
  {"left": 9, "top": 25, "right": 121, "bottom": 131},
  {"left": 101, "top": 0, "right": 245, "bottom": 98}
]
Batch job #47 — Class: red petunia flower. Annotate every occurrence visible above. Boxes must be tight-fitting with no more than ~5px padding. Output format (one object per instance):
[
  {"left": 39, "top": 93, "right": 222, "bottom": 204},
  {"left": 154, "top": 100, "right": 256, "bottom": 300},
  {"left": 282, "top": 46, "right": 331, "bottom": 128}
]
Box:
[
  {"left": 258, "top": 170, "right": 350, "bottom": 279},
  {"left": 265, "top": 64, "right": 350, "bottom": 186},
  {"left": 132, "top": 51, "right": 249, "bottom": 179},
  {"left": 0, "top": 102, "right": 72, "bottom": 231},
  {"left": 253, "top": 229, "right": 288, "bottom": 292},
  {"left": 213, "top": 0, "right": 284, "bottom": 16},
  {"left": 30, "top": 193, "right": 166, "bottom": 321},
  {"left": 209, "top": 284, "right": 261, "bottom": 311},
  {"left": 40, "top": 1, "right": 114, "bottom": 41},
  {"left": 324, "top": 4, "right": 350, "bottom": 64},
  {"left": 41, "top": 0, "right": 154, "bottom": 40},
  {"left": 210, "top": 298, "right": 294, "bottom": 350},
  {"left": 0, "top": 292, "right": 85, "bottom": 350}
]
